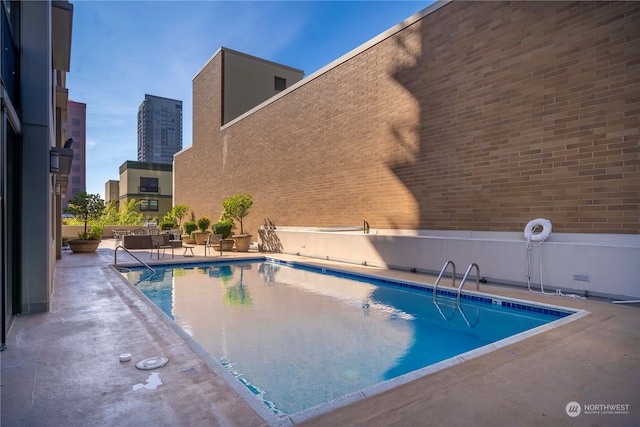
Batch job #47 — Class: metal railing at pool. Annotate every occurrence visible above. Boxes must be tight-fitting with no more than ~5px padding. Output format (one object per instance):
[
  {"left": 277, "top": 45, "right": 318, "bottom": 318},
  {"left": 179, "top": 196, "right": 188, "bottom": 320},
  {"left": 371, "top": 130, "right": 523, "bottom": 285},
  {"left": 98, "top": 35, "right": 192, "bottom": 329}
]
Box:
[
  {"left": 456, "top": 263, "right": 480, "bottom": 305},
  {"left": 114, "top": 245, "right": 156, "bottom": 274},
  {"left": 432, "top": 260, "right": 456, "bottom": 302},
  {"left": 433, "top": 261, "right": 481, "bottom": 306}
]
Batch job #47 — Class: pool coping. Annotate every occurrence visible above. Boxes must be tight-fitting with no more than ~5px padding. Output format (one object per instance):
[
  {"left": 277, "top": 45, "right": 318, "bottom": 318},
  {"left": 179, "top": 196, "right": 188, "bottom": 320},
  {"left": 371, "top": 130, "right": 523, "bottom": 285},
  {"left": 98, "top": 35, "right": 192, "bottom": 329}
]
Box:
[{"left": 114, "top": 257, "right": 591, "bottom": 427}]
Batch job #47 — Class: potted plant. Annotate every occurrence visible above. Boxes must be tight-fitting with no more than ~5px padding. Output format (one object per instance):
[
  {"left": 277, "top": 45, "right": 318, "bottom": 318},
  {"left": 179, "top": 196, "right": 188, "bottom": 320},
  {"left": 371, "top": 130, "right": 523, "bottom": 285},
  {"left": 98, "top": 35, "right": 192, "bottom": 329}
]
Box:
[
  {"left": 222, "top": 194, "right": 253, "bottom": 252},
  {"left": 182, "top": 221, "right": 197, "bottom": 244},
  {"left": 212, "top": 219, "right": 235, "bottom": 251},
  {"left": 193, "top": 216, "right": 212, "bottom": 245},
  {"left": 63, "top": 192, "right": 105, "bottom": 253}
]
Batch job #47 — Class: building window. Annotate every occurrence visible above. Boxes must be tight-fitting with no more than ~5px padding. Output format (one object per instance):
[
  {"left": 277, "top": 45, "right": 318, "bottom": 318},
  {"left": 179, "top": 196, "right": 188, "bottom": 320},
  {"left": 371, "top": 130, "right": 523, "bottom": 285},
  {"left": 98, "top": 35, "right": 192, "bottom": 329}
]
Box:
[
  {"left": 140, "top": 200, "right": 158, "bottom": 211},
  {"left": 140, "top": 177, "right": 159, "bottom": 193},
  {"left": 274, "top": 76, "right": 286, "bottom": 91}
]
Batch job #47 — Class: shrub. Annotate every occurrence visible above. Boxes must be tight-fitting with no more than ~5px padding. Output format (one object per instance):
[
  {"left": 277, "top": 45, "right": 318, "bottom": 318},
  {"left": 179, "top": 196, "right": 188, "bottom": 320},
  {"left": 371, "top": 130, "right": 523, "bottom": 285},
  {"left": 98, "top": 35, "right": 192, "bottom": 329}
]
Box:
[
  {"left": 159, "top": 219, "right": 178, "bottom": 230},
  {"left": 196, "top": 216, "right": 211, "bottom": 232},
  {"left": 212, "top": 219, "right": 234, "bottom": 239},
  {"left": 183, "top": 221, "right": 197, "bottom": 235}
]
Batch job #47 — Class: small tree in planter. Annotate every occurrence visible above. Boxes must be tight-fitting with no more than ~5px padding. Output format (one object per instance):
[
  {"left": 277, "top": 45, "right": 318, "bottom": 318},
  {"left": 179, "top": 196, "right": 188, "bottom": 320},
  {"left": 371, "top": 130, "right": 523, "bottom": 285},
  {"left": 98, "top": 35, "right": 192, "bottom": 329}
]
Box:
[
  {"left": 63, "top": 192, "right": 105, "bottom": 253},
  {"left": 212, "top": 219, "right": 235, "bottom": 251},
  {"left": 171, "top": 204, "right": 189, "bottom": 229},
  {"left": 182, "top": 220, "right": 198, "bottom": 244},
  {"left": 193, "top": 216, "right": 212, "bottom": 244},
  {"left": 222, "top": 194, "right": 253, "bottom": 252}
]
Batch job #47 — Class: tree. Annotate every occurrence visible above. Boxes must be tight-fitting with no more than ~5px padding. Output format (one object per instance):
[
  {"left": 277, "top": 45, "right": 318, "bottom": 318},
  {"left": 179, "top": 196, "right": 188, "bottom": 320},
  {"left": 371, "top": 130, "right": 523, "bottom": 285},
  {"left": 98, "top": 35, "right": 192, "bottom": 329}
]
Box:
[
  {"left": 222, "top": 194, "right": 253, "bottom": 235},
  {"left": 99, "top": 200, "right": 121, "bottom": 225},
  {"left": 119, "top": 199, "right": 144, "bottom": 225},
  {"left": 64, "top": 192, "right": 105, "bottom": 239},
  {"left": 171, "top": 204, "right": 189, "bottom": 227}
]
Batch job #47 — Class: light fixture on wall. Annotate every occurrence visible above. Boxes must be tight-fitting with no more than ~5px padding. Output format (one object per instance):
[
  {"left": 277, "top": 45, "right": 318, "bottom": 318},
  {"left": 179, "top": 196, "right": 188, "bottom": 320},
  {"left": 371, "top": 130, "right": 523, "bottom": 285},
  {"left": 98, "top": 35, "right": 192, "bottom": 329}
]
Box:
[
  {"left": 50, "top": 146, "right": 74, "bottom": 175},
  {"left": 50, "top": 150, "right": 60, "bottom": 173},
  {"left": 55, "top": 183, "right": 61, "bottom": 196}
]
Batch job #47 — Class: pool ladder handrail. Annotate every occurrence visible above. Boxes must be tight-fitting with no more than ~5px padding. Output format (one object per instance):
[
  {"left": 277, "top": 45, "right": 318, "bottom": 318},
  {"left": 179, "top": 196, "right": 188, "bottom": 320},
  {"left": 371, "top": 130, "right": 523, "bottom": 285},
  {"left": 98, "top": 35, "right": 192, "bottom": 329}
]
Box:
[
  {"left": 432, "top": 260, "right": 456, "bottom": 302},
  {"left": 456, "top": 263, "right": 480, "bottom": 305},
  {"left": 114, "top": 245, "right": 156, "bottom": 274}
]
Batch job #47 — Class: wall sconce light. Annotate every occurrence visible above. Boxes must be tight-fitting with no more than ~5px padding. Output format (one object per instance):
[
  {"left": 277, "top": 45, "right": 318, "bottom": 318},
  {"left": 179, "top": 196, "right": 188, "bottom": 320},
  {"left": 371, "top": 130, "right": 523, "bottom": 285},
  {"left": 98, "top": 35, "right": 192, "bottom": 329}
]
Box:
[
  {"left": 50, "top": 150, "right": 60, "bottom": 173},
  {"left": 55, "top": 183, "right": 61, "bottom": 196}
]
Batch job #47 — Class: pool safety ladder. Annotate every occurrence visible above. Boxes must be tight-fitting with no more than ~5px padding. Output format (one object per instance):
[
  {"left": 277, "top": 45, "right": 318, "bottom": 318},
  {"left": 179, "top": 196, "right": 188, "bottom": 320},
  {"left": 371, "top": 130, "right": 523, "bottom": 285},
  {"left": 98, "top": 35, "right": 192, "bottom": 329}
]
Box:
[
  {"left": 114, "top": 245, "right": 156, "bottom": 275},
  {"left": 432, "top": 260, "right": 456, "bottom": 302},
  {"left": 433, "top": 261, "right": 480, "bottom": 305},
  {"left": 456, "top": 263, "right": 480, "bottom": 305}
]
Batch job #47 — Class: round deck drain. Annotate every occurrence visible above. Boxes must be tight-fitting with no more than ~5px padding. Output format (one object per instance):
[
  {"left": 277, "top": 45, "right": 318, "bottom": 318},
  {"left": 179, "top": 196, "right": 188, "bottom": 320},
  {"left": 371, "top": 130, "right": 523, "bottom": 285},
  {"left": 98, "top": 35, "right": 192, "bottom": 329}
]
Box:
[{"left": 136, "top": 356, "right": 168, "bottom": 370}]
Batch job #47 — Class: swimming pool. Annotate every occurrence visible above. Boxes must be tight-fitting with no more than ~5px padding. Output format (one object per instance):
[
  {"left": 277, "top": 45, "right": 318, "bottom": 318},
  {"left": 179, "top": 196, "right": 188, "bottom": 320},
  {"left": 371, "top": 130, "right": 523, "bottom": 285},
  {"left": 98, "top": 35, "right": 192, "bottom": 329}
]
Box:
[{"left": 123, "top": 258, "right": 584, "bottom": 424}]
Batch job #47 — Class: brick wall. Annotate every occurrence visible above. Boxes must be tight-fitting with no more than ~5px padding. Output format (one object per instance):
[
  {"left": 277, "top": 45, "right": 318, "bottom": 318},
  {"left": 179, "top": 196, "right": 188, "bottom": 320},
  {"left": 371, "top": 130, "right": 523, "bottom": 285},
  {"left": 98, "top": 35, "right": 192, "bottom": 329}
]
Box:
[{"left": 175, "top": 1, "right": 639, "bottom": 235}]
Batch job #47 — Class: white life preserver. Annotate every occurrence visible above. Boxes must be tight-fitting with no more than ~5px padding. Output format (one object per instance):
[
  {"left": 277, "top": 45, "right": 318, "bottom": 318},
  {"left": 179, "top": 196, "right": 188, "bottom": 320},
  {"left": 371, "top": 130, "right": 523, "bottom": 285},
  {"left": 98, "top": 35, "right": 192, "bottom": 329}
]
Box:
[{"left": 524, "top": 218, "right": 552, "bottom": 242}]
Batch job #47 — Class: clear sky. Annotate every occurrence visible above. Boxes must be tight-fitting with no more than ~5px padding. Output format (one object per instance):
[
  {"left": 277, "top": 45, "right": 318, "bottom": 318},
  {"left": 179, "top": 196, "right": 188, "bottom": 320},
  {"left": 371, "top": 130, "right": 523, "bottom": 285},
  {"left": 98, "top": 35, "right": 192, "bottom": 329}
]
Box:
[{"left": 67, "top": 0, "right": 435, "bottom": 197}]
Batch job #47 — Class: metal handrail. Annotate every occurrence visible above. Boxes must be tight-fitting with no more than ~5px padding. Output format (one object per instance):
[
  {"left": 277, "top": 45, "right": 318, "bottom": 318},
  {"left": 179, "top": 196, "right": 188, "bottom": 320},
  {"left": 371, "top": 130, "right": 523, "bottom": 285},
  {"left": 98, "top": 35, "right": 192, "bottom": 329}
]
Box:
[
  {"left": 114, "top": 245, "right": 156, "bottom": 274},
  {"left": 432, "top": 260, "right": 456, "bottom": 302},
  {"left": 456, "top": 263, "right": 480, "bottom": 305}
]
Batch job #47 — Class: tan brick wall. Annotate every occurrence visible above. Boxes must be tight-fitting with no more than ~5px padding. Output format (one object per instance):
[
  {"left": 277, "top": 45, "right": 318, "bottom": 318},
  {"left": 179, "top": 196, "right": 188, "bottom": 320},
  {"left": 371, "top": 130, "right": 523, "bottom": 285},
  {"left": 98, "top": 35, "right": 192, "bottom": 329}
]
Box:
[{"left": 176, "top": 1, "right": 639, "bottom": 235}]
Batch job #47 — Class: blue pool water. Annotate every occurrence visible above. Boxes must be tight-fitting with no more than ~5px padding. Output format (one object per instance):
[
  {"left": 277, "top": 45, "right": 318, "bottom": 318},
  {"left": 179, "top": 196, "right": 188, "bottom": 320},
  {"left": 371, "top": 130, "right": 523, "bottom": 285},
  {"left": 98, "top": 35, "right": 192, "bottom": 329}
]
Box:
[{"left": 124, "top": 259, "right": 574, "bottom": 417}]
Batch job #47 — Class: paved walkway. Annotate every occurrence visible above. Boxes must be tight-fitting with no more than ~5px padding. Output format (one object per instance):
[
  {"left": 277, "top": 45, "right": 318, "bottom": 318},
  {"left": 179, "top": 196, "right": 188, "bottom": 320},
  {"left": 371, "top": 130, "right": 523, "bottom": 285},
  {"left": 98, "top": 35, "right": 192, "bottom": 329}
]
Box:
[{"left": 2, "top": 240, "right": 639, "bottom": 426}]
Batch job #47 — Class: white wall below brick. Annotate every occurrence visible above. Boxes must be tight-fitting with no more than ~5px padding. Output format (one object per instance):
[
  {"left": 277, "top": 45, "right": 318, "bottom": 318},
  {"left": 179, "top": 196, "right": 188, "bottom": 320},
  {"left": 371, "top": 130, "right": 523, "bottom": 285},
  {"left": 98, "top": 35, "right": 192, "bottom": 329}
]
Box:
[{"left": 267, "top": 228, "right": 640, "bottom": 300}]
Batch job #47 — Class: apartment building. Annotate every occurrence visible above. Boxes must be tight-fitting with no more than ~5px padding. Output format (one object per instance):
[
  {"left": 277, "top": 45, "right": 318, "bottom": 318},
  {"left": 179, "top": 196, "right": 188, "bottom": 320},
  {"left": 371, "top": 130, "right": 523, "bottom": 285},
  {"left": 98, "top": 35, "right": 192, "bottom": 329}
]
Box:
[
  {"left": 1, "top": 0, "right": 74, "bottom": 345},
  {"left": 118, "top": 161, "right": 173, "bottom": 222},
  {"left": 137, "top": 94, "right": 183, "bottom": 165}
]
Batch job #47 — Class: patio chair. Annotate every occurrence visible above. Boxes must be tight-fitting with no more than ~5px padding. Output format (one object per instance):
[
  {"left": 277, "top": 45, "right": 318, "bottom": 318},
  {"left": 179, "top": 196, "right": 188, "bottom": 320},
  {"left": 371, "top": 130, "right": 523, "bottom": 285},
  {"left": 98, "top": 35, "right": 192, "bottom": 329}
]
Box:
[
  {"left": 113, "top": 229, "right": 129, "bottom": 246},
  {"left": 204, "top": 234, "right": 223, "bottom": 257},
  {"left": 150, "top": 234, "right": 173, "bottom": 259}
]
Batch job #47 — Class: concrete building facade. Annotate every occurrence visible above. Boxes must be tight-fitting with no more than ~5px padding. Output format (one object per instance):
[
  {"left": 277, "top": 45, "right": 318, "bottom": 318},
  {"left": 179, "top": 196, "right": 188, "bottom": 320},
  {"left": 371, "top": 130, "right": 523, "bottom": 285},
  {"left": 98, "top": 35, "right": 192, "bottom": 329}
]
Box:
[
  {"left": 137, "top": 94, "right": 183, "bottom": 165},
  {"left": 174, "top": 1, "right": 639, "bottom": 299},
  {"left": 1, "top": 0, "right": 74, "bottom": 345},
  {"left": 118, "top": 161, "right": 173, "bottom": 222},
  {"left": 104, "top": 179, "right": 120, "bottom": 207}
]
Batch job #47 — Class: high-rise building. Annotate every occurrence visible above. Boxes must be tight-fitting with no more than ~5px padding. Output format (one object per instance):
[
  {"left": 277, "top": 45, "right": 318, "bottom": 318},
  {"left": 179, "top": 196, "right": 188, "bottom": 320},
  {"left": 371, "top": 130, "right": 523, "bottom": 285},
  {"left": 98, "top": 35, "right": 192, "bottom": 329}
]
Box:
[
  {"left": 137, "top": 94, "right": 182, "bottom": 164},
  {"left": 63, "top": 100, "right": 86, "bottom": 207}
]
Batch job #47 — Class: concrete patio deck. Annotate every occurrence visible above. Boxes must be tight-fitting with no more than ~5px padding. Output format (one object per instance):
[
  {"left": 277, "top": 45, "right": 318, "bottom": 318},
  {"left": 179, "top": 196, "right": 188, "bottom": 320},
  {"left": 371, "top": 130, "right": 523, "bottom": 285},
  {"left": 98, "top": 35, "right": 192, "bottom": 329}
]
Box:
[{"left": 2, "top": 239, "right": 638, "bottom": 426}]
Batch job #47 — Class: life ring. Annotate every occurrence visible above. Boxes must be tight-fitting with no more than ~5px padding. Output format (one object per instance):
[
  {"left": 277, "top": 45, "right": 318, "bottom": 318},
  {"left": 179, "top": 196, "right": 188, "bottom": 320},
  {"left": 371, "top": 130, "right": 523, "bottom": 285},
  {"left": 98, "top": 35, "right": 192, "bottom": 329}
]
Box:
[{"left": 524, "top": 218, "right": 552, "bottom": 242}]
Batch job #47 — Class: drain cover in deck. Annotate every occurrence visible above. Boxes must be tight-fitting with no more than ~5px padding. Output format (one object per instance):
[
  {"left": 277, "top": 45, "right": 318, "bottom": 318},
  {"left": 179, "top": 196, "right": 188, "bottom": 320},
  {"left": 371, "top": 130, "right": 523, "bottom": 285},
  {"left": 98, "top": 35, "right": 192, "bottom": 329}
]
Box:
[{"left": 136, "top": 356, "right": 168, "bottom": 370}]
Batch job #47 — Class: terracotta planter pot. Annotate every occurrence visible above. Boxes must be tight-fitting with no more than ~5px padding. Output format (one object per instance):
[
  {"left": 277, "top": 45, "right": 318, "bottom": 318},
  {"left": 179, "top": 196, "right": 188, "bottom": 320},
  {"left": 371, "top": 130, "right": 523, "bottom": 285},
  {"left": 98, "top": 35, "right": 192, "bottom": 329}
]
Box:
[
  {"left": 182, "top": 235, "right": 195, "bottom": 245},
  {"left": 68, "top": 239, "right": 100, "bottom": 253},
  {"left": 193, "top": 231, "right": 210, "bottom": 245},
  {"left": 213, "top": 239, "right": 236, "bottom": 252},
  {"left": 232, "top": 234, "right": 252, "bottom": 252}
]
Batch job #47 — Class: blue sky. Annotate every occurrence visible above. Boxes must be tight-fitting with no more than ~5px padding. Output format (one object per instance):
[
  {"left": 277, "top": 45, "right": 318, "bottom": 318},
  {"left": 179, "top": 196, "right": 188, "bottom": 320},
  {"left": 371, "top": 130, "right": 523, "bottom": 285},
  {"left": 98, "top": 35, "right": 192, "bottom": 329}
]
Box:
[{"left": 67, "top": 1, "right": 434, "bottom": 197}]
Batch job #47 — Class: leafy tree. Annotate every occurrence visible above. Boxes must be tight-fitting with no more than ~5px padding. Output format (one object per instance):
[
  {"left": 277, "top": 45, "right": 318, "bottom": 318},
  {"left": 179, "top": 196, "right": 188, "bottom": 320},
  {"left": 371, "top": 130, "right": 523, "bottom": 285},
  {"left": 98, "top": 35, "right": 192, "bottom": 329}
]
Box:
[
  {"left": 64, "top": 192, "right": 105, "bottom": 239},
  {"left": 119, "top": 199, "right": 144, "bottom": 225},
  {"left": 171, "top": 204, "right": 189, "bottom": 228},
  {"left": 222, "top": 194, "right": 253, "bottom": 235},
  {"left": 99, "top": 200, "right": 121, "bottom": 225}
]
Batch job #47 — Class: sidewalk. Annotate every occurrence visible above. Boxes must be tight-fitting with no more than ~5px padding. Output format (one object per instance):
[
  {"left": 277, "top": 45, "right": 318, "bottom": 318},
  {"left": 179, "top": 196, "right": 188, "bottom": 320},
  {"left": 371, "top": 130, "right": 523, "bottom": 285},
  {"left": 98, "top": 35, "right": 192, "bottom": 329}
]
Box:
[{"left": 1, "top": 241, "right": 267, "bottom": 427}]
